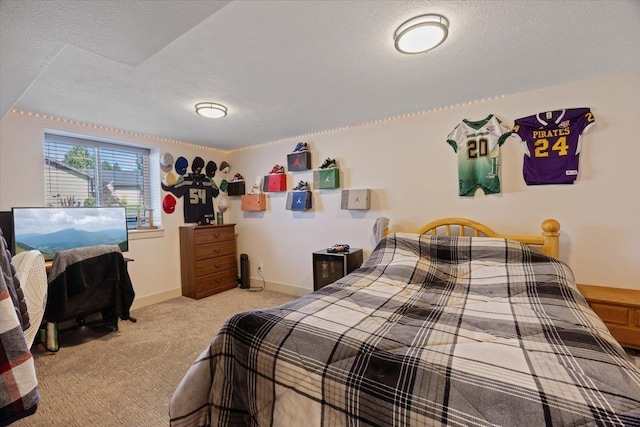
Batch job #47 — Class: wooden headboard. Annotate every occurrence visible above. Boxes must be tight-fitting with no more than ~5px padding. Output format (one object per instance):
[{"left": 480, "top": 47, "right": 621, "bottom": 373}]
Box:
[{"left": 390, "top": 218, "right": 561, "bottom": 258}]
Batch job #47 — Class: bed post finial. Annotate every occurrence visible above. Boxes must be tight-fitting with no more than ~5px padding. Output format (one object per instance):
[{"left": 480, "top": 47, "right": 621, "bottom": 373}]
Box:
[{"left": 541, "top": 219, "right": 560, "bottom": 258}]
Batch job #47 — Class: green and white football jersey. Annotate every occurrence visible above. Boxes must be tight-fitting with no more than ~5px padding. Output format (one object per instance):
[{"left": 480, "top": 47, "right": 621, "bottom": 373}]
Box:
[{"left": 446, "top": 114, "right": 512, "bottom": 196}]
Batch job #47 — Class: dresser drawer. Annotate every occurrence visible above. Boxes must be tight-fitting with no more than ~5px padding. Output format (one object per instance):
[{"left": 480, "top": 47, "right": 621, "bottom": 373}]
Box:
[
  {"left": 590, "top": 303, "right": 629, "bottom": 325},
  {"left": 195, "top": 241, "right": 236, "bottom": 260},
  {"left": 196, "top": 255, "right": 236, "bottom": 277},
  {"left": 577, "top": 284, "right": 640, "bottom": 350},
  {"left": 196, "top": 269, "right": 238, "bottom": 293},
  {"left": 194, "top": 227, "right": 235, "bottom": 244}
]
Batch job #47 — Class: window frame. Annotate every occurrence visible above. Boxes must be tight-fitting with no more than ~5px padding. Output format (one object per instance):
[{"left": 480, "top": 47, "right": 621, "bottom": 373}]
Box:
[{"left": 44, "top": 132, "right": 153, "bottom": 230}]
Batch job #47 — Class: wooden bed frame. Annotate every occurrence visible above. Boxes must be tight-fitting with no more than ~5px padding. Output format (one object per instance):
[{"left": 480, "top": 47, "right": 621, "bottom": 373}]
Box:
[{"left": 390, "top": 218, "right": 561, "bottom": 258}]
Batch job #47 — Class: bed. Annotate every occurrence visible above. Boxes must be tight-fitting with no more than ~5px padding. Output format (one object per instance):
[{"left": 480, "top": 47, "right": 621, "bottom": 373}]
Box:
[{"left": 169, "top": 218, "right": 640, "bottom": 426}]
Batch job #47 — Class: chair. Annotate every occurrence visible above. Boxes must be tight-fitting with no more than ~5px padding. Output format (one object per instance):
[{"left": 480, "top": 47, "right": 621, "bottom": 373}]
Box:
[
  {"left": 44, "top": 245, "right": 135, "bottom": 351},
  {"left": 12, "top": 250, "right": 48, "bottom": 348}
]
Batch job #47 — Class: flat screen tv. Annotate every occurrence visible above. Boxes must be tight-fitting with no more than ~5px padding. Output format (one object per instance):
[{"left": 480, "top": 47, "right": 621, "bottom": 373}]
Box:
[{"left": 12, "top": 206, "right": 128, "bottom": 261}]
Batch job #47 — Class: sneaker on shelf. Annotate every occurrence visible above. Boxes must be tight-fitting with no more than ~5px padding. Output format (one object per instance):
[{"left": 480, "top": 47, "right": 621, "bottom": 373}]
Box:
[
  {"left": 232, "top": 173, "right": 244, "bottom": 182},
  {"left": 292, "top": 180, "right": 309, "bottom": 191},
  {"left": 269, "top": 164, "right": 285, "bottom": 174},
  {"left": 327, "top": 244, "right": 350, "bottom": 253},
  {"left": 292, "top": 142, "right": 309, "bottom": 153},
  {"left": 319, "top": 158, "right": 337, "bottom": 169}
]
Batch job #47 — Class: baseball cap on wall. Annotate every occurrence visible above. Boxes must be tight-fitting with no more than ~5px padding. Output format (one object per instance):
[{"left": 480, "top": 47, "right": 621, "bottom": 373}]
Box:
[
  {"left": 162, "top": 172, "right": 177, "bottom": 186},
  {"left": 219, "top": 161, "right": 230, "bottom": 174},
  {"left": 192, "top": 156, "right": 205, "bottom": 174},
  {"left": 160, "top": 152, "right": 174, "bottom": 172},
  {"left": 162, "top": 194, "right": 177, "bottom": 214},
  {"left": 205, "top": 160, "right": 217, "bottom": 178},
  {"left": 175, "top": 157, "right": 188, "bottom": 175}
]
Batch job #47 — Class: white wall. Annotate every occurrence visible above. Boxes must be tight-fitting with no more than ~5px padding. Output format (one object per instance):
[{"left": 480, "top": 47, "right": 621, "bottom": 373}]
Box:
[
  {"left": 1, "top": 70, "right": 638, "bottom": 307},
  {"left": 229, "top": 70, "right": 640, "bottom": 293}
]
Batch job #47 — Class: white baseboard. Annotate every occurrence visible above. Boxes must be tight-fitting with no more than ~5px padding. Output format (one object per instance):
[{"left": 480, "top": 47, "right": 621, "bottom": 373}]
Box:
[
  {"left": 130, "top": 288, "right": 182, "bottom": 311},
  {"left": 131, "top": 279, "right": 309, "bottom": 311},
  {"left": 250, "top": 278, "right": 311, "bottom": 297}
]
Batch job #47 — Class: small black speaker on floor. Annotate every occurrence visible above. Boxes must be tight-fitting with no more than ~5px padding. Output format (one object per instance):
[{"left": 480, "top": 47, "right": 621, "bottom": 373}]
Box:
[{"left": 240, "top": 253, "right": 250, "bottom": 289}]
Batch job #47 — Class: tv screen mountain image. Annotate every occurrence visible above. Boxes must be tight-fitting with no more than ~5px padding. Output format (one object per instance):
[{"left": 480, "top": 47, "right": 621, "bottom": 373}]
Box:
[{"left": 12, "top": 206, "right": 128, "bottom": 260}]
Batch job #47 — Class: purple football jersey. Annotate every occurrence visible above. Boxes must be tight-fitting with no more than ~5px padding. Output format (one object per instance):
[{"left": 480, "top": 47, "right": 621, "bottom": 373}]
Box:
[{"left": 512, "top": 108, "right": 595, "bottom": 185}]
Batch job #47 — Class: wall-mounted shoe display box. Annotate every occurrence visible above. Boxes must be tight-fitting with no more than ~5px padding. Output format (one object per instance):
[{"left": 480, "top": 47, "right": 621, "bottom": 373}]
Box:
[
  {"left": 341, "top": 189, "right": 370, "bottom": 210},
  {"left": 227, "top": 181, "right": 245, "bottom": 196},
  {"left": 241, "top": 194, "right": 266, "bottom": 211},
  {"left": 287, "top": 152, "right": 311, "bottom": 171},
  {"left": 263, "top": 174, "right": 287, "bottom": 192},
  {"left": 286, "top": 191, "right": 312, "bottom": 210},
  {"left": 313, "top": 169, "right": 340, "bottom": 189}
]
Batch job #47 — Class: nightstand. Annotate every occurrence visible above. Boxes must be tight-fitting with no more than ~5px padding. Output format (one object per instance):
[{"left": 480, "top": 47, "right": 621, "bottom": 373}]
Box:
[
  {"left": 312, "top": 248, "right": 363, "bottom": 291},
  {"left": 577, "top": 284, "right": 640, "bottom": 350}
]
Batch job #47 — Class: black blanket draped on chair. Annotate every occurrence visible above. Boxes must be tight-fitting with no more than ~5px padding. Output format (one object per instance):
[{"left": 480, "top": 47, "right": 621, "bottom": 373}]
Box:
[{"left": 45, "top": 245, "right": 135, "bottom": 337}]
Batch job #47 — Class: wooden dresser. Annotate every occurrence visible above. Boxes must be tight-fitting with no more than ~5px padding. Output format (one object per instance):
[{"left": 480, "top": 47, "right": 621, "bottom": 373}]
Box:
[
  {"left": 179, "top": 224, "right": 237, "bottom": 299},
  {"left": 577, "top": 284, "right": 640, "bottom": 350}
]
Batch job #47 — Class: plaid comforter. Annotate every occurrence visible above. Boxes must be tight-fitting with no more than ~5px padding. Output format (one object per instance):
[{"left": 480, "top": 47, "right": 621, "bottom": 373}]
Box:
[
  {"left": 170, "top": 234, "right": 640, "bottom": 426},
  {"left": 1, "top": 234, "right": 39, "bottom": 425}
]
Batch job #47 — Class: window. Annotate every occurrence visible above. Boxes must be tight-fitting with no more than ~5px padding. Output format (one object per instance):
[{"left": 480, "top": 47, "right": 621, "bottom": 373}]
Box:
[{"left": 44, "top": 133, "right": 151, "bottom": 229}]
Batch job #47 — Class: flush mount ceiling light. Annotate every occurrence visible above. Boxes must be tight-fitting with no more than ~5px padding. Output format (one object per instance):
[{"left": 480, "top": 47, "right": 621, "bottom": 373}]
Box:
[
  {"left": 195, "top": 102, "right": 228, "bottom": 118},
  {"left": 394, "top": 14, "right": 449, "bottom": 54}
]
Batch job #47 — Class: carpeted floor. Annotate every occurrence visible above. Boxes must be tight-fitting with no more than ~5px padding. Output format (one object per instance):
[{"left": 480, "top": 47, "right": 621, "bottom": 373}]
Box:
[{"left": 12, "top": 288, "right": 296, "bottom": 427}]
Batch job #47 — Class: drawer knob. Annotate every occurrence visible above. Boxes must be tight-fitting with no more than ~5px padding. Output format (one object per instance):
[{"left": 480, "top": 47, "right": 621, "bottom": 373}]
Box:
[
  {"left": 214, "top": 264, "right": 222, "bottom": 268},
  {"left": 214, "top": 249, "right": 220, "bottom": 254},
  {"left": 213, "top": 233, "right": 220, "bottom": 238}
]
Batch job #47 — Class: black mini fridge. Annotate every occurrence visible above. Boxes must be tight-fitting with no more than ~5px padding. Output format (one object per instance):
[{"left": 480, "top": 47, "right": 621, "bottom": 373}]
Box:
[{"left": 312, "top": 248, "right": 363, "bottom": 291}]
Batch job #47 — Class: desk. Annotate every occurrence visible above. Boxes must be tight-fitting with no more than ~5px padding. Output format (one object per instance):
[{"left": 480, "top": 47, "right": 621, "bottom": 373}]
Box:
[{"left": 45, "top": 257, "right": 134, "bottom": 273}]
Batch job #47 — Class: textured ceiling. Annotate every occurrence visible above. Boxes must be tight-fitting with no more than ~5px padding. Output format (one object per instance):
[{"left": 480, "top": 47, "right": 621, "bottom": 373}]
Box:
[{"left": 2, "top": 0, "right": 639, "bottom": 151}]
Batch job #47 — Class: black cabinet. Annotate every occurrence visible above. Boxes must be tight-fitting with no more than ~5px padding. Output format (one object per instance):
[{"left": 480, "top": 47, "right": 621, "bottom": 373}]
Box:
[{"left": 312, "top": 248, "right": 363, "bottom": 291}]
